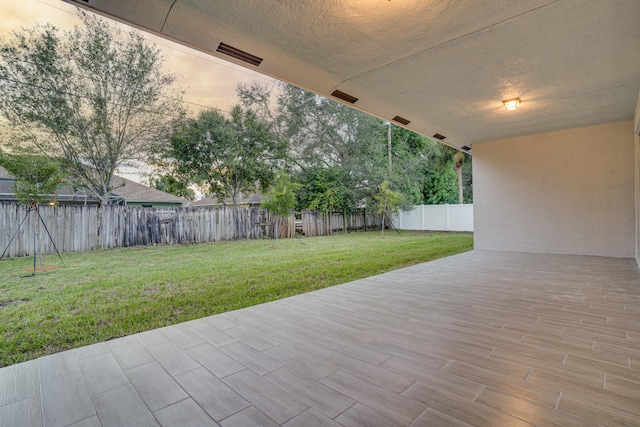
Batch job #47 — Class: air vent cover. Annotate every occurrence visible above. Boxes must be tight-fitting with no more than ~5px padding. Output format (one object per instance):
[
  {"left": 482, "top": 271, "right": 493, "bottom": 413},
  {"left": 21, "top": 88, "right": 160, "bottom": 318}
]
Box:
[
  {"left": 433, "top": 133, "right": 446, "bottom": 140},
  {"left": 392, "top": 116, "right": 410, "bottom": 125},
  {"left": 331, "top": 90, "right": 358, "bottom": 104},
  {"left": 216, "top": 43, "right": 263, "bottom": 66},
  {"left": 461, "top": 145, "right": 471, "bottom": 151}
]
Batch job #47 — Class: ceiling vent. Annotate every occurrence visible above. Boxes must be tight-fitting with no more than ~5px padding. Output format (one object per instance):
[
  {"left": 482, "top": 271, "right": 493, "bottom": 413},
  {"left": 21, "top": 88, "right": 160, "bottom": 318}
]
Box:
[
  {"left": 216, "top": 43, "right": 263, "bottom": 66},
  {"left": 331, "top": 90, "right": 358, "bottom": 104},
  {"left": 433, "top": 133, "right": 446, "bottom": 140},
  {"left": 461, "top": 145, "right": 471, "bottom": 151},
  {"left": 392, "top": 116, "right": 410, "bottom": 126}
]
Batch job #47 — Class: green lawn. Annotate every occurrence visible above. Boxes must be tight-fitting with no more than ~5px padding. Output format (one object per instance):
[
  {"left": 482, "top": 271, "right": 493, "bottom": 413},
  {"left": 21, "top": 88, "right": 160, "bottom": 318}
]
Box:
[{"left": 0, "top": 231, "right": 472, "bottom": 367}]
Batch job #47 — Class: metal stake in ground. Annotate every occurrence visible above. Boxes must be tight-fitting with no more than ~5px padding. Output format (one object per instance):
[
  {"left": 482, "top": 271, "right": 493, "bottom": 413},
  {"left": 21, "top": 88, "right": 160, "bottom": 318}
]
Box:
[{"left": 0, "top": 204, "right": 63, "bottom": 276}]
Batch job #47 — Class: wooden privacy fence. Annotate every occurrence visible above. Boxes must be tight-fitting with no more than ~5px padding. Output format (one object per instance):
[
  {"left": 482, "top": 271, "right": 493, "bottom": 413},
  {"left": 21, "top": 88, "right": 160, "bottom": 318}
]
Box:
[
  {"left": 0, "top": 202, "right": 382, "bottom": 258},
  {"left": 0, "top": 202, "right": 98, "bottom": 258}
]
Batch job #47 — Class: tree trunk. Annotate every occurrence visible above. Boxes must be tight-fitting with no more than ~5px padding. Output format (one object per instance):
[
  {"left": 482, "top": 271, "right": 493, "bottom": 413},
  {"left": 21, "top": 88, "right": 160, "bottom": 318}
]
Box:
[
  {"left": 343, "top": 211, "right": 348, "bottom": 234},
  {"left": 363, "top": 209, "right": 367, "bottom": 232},
  {"left": 97, "top": 203, "right": 103, "bottom": 249}
]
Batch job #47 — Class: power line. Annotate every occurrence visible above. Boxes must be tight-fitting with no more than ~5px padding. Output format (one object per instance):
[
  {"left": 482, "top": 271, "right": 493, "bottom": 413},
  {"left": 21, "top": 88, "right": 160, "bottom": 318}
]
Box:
[
  {"left": 0, "top": 76, "right": 279, "bottom": 130},
  {"left": 0, "top": 52, "right": 234, "bottom": 117}
]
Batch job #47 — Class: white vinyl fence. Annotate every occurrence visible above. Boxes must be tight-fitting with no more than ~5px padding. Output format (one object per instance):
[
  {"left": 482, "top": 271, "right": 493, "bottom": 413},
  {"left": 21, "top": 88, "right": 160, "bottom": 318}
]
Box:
[{"left": 393, "top": 204, "right": 473, "bottom": 232}]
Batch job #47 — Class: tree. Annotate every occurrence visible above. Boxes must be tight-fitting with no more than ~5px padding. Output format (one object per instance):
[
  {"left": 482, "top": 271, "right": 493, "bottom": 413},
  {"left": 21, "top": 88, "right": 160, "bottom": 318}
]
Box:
[
  {"left": 240, "top": 83, "right": 389, "bottom": 210},
  {"left": 425, "top": 143, "right": 471, "bottom": 205},
  {"left": 453, "top": 150, "right": 466, "bottom": 204},
  {"left": 0, "top": 151, "right": 63, "bottom": 205},
  {"left": 0, "top": 11, "right": 183, "bottom": 208},
  {"left": 238, "top": 81, "right": 474, "bottom": 210},
  {"left": 260, "top": 172, "right": 300, "bottom": 247},
  {"left": 166, "top": 106, "right": 286, "bottom": 206},
  {"left": 374, "top": 180, "right": 405, "bottom": 237},
  {"left": 149, "top": 174, "right": 195, "bottom": 201}
]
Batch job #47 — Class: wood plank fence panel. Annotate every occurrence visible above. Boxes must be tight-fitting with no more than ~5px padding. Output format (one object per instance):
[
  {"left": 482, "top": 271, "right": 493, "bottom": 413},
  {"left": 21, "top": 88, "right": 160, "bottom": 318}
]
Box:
[
  {"left": 0, "top": 202, "right": 97, "bottom": 258},
  {"left": 0, "top": 202, "right": 382, "bottom": 258}
]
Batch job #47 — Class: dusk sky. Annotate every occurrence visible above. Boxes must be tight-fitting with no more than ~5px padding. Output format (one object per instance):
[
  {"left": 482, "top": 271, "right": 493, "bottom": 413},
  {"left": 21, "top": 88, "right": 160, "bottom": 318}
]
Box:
[
  {"left": 0, "top": 0, "right": 279, "bottom": 184},
  {"left": 0, "top": 0, "right": 278, "bottom": 116}
]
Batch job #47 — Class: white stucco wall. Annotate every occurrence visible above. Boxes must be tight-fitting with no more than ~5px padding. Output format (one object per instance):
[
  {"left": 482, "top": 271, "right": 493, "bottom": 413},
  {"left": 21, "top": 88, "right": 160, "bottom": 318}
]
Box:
[
  {"left": 474, "top": 121, "right": 635, "bottom": 258},
  {"left": 635, "top": 91, "right": 640, "bottom": 264}
]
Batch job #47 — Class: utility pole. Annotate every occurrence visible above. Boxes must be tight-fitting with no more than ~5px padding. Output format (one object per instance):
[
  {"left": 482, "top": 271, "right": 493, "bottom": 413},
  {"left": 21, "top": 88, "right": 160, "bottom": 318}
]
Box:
[{"left": 384, "top": 121, "right": 392, "bottom": 175}]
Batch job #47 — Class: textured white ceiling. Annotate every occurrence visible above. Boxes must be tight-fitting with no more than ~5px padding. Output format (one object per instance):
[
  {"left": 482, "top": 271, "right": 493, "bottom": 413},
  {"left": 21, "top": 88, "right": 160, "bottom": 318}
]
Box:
[{"left": 65, "top": 0, "right": 640, "bottom": 150}]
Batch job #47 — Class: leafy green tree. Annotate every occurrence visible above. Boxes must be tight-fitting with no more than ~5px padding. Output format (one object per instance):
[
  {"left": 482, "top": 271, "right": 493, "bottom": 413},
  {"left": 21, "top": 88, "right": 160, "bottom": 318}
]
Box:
[
  {"left": 149, "top": 174, "right": 194, "bottom": 201},
  {"left": 241, "top": 83, "right": 388, "bottom": 211},
  {"left": 459, "top": 156, "right": 473, "bottom": 204},
  {"left": 238, "top": 81, "right": 473, "bottom": 209},
  {"left": 422, "top": 165, "right": 458, "bottom": 204},
  {"left": 374, "top": 180, "right": 405, "bottom": 237},
  {"left": 295, "top": 167, "right": 351, "bottom": 212},
  {"left": 0, "top": 11, "right": 183, "bottom": 207},
  {"left": 166, "top": 106, "right": 286, "bottom": 206},
  {"left": 426, "top": 143, "right": 471, "bottom": 204},
  {"left": 0, "top": 152, "right": 63, "bottom": 205},
  {"left": 260, "top": 172, "right": 301, "bottom": 246}
]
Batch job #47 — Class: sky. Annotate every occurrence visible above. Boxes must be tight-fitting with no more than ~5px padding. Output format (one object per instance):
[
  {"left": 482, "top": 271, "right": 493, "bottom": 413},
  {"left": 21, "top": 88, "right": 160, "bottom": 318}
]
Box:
[{"left": 0, "top": 0, "right": 278, "bottom": 184}]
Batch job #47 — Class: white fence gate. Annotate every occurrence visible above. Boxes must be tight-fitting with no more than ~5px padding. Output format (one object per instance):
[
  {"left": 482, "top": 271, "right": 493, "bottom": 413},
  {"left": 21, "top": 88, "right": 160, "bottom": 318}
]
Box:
[{"left": 393, "top": 204, "right": 473, "bottom": 232}]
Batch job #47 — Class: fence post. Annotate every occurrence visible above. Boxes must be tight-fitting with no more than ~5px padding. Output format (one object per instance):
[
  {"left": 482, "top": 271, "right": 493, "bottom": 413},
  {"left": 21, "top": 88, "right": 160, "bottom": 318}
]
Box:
[{"left": 445, "top": 204, "right": 450, "bottom": 231}]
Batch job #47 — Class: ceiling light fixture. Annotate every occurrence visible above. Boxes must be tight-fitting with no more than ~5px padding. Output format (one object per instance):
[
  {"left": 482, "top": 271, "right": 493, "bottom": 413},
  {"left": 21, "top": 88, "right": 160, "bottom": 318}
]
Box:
[{"left": 503, "top": 98, "right": 521, "bottom": 111}]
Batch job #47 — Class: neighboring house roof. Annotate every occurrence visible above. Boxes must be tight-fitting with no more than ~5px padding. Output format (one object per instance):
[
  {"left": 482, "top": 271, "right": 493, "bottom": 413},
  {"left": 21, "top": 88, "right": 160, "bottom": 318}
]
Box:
[
  {"left": 0, "top": 166, "right": 185, "bottom": 205},
  {"left": 0, "top": 169, "right": 97, "bottom": 203},
  {"left": 190, "top": 192, "right": 263, "bottom": 207},
  {"left": 109, "top": 176, "right": 186, "bottom": 205}
]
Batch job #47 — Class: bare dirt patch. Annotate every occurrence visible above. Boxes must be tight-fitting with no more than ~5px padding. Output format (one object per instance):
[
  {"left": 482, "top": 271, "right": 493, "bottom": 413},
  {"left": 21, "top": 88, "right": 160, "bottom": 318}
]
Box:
[{"left": 22, "top": 266, "right": 59, "bottom": 273}]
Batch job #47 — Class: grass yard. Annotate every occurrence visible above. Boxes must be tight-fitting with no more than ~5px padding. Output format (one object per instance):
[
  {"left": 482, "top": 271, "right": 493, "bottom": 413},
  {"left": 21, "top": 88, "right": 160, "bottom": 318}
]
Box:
[{"left": 0, "top": 231, "right": 472, "bottom": 367}]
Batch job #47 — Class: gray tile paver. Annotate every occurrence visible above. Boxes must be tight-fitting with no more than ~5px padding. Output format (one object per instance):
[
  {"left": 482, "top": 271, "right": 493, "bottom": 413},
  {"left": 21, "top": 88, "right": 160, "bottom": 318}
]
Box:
[
  {"left": 0, "top": 360, "right": 39, "bottom": 407},
  {"left": 153, "top": 398, "right": 218, "bottom": 427},
  {"left": 222, "top": 369, "right": 308, "bottom": 424},
  {"left": 159, "top": 325, "right": 205, "bottom": 349},
  {"left": 67, "top": 415, "right": 102, "bottom": 427},
  {"left": 106, "top": 336, "right": 154, "bottom": 370},
  {"left": 174, "top": 367, "right": 249, "bottom": 421},
  {"left": 265, "top": 367, "right": 355, "bottom": 418},
  {"left": 38, "top": 351, "right": 79, "bottom": 384},
  {"left": 187, "top": 322, "right": 237, "bottom": 347},
  {"left": 77, "top": 353, "right": 129, "bottom": 396},
  {"left": 125, "top": 362, "right": 188, "bottom": 411},
  {"left": 185, "top": 342, "right": 245, "bottom": 378},
  {"left": 145, "top": 341, "right": 200, "bottom": 376},
  {"left": 40, "top": 374, "right": 95, "bottom": 427},
  {"left": 282, "top": 408, "right": 342, "bottom": 427},
  {"left": 220, "top": 406, "right": 278, "bottom": 427},
  {"left": 0, "top": 396, "right": 43, "bottom": 427},
  {"left": 219, "top": 341, "right": 282, "bottom": 375},
  {"left": 92, "top": 384, "right": 158, "bottom": 427},
  {"left": 73, "top": 343, "right": 110, "bottom": 361}
]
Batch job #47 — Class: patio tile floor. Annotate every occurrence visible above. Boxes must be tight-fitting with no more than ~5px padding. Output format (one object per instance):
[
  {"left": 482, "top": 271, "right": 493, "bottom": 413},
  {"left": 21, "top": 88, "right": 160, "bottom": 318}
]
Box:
[{"left": 1, "top": 250, "right": 640, "bottom": 426}]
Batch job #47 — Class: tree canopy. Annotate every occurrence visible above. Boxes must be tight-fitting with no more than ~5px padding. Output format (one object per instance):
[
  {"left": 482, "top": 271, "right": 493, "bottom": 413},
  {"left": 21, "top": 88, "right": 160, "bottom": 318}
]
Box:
[
  {"left": 0, "top": 151, "right": 63, "bottom": 205},
  {"left": 238, "top": 82, "right": 471, "bottom": 211},
  {"left": 165, "top": 106, "right": 286, "bottom": 206},
  {"left": 0, "top": 11, "right": 183, "bottom": 206}
]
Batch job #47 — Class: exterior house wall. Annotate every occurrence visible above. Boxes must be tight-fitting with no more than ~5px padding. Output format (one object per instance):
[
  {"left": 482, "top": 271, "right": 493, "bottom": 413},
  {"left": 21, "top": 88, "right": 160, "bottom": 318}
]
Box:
[
  {"left": 473, "top": 121, "right": 635, "bottom": 258},
  {"left": 635, "top": 91, "right": 640, "bottom": 264}
]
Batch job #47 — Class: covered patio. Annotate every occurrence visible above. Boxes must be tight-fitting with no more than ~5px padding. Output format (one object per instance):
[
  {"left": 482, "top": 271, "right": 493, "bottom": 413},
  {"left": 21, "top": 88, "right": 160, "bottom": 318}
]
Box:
[
  {"left": 3, "top": 0, "right": 638, "bottom": 425},
  {"left": 2, "top": 250, "right": 640, "bottom": 426}
]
